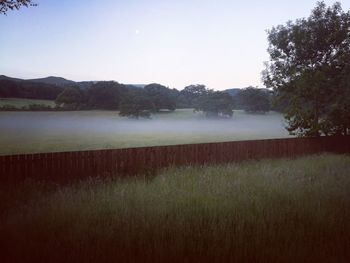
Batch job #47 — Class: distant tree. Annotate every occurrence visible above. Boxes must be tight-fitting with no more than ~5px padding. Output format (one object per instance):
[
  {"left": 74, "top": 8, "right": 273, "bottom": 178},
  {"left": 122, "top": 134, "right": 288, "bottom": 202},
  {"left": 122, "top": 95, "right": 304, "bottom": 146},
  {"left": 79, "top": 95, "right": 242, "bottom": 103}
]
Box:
[
  {"left": 0, "top": 79, "right": 19, "bottom": 97},
  {"left": 86, "top": 81, "right": 127, "bottom": 110},
  {"left": 237, "top": 87, "right": 271, "bottom": 113},
  {"left": 195, "top": 90, "right": 234, "bottom": 118},
  {"left": 0, "top": 0, "right": 37, "bottom": 15},
  {"left": 263, "top": 1, "right": 350, "bottom": 136},
  {"left": 119, "top": 89, "right": 155, "bottom": 119},
  {"left": 177, "top": 84, "right": 207, "bottom": 108},
  {"left": 144, "top": 83, "right": 177, "bottom": 111},
  {"left": 0, "top": 79, "right": 63, "bottom": 100},
  {"left": 55, "top": 86, "right": 85, "bottom": 109}
]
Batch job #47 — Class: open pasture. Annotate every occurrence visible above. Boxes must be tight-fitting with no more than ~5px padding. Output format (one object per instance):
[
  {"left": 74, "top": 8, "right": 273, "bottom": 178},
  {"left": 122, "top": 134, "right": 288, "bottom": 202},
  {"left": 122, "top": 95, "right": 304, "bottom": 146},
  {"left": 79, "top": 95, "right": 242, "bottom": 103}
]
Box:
[
  {"left": 0, "top": 98, "right": 55, "bottom": 109},
  {"left": 0, "top": 109, "right": 290, "bottom": 155}
]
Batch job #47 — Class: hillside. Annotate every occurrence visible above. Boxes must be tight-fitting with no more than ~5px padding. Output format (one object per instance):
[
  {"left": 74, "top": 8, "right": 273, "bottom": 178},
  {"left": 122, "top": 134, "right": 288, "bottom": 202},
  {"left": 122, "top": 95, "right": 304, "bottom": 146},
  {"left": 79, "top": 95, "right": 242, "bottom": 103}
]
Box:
[
  {"left": 224, "top": 88, "right": 243, "bottom": 96},
  {"left": 0, "top": 76, "right": 64, "bottom": 100},
  {"left": 27, "top": 76, "right": 76, "bottom": 86},
  {"left": 0, "top": 75, "right": 97, "bottom": 89},
  {"left": 0, "top": 75, "right": 23, "bottom": 82}
]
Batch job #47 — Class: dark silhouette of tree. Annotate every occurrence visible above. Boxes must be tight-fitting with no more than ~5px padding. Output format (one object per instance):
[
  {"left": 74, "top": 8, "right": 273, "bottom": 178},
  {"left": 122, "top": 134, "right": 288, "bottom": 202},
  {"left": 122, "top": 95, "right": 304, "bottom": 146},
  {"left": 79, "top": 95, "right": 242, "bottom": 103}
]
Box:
[
  {"left": 0, "top": 0, "right": 37, "bottom": 15},
  {"left": 144, "top": 83, "right": 177, "bottom": 111},
  {"left": 55, "top": 86, "right": 85, "bottom": 110},
  {"left": 119, "top": 89, "right": 154, "bottom": 119},
  {"left": 177, "top": 85, "right": 207, "bottom": 108},
  {"left": 86, "top": 81, "right": 127, "bottom": 110},
  {"left": 0, "top": 79, "right": 63, "bottom": 100},
  {"left": 263, "top": 1, "right": 350, "bottom": 136},
  {"left": 237, "top": 87, "right": 271, "bottom": 113},
  {"left": 195, "top": 90, "right": 234, "bottom": 118}
]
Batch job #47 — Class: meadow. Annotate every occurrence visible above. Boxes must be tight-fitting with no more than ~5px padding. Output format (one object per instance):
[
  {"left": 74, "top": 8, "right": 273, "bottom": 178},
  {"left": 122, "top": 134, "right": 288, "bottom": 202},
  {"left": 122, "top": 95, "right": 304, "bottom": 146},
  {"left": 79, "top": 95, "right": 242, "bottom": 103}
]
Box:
[
  {"left": 0, "top": 98, "right": 55, "bottom": 108},
  {"left": 0, "top": 108, "right": 290, "bottom": 155},
  {"left": 1, "top": 154, "right": 349, "bottom": 262}
]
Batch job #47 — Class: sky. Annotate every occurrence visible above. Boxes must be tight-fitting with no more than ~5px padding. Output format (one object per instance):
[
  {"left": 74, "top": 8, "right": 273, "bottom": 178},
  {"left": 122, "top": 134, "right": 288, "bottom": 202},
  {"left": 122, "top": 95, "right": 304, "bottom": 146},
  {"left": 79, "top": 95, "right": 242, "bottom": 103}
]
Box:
[{"left": 1, "top": 0, "right": 349, "bottom": 90}]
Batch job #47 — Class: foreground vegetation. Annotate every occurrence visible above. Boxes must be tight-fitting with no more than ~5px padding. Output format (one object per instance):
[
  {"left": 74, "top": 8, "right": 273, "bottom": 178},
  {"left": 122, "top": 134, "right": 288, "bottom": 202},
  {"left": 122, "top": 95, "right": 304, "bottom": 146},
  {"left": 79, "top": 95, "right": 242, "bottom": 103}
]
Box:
[{"left": 1, "top": 154, "right": 350, "bottom": 262}]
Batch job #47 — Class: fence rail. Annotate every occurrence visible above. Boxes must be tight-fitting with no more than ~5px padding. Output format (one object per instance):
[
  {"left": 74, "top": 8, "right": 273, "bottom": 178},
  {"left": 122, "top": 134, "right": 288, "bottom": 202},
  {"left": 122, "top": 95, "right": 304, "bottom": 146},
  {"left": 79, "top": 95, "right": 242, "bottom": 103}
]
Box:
[{"left": 1, "top": 136, "right": 350, "bottom": 182}]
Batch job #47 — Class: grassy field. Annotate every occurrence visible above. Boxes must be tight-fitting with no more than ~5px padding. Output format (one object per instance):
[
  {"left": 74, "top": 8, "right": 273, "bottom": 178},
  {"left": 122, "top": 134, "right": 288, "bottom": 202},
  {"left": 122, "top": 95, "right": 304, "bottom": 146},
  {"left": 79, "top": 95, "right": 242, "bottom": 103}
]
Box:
[
  {"left": 1, "top": 154, "right": 349, "bottom": 262},
  {"left": 0, "top": 98, "right": 55, "bottom": 108},
  {"left": 0, "top": 109, "right": 290, "bottom": 155}
]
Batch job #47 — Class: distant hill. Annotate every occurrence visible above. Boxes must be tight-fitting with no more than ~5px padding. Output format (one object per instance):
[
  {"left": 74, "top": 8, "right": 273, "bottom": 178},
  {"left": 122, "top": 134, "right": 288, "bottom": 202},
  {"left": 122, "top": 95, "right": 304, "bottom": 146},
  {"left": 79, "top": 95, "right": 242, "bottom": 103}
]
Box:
[
  {"left": 126, "top": 84, "right": 146, "bottom": 88},
  {"left": 224, "top": 88, "right": 243, "bottom": 96},
  {"left": 0, "top": 75, "right": 64, "bottom": 100},
  {"left": 0, "top": 75, "right": 97, "bottom": 90},
  {"left": 0, "top": 75, "right": 23, "bottom": 82},
  {"left": 28, "top": 76, "right": 76, "bottom": 86},
  {"left": 75, "top": 81, "right": 97, "bottom": 89}
]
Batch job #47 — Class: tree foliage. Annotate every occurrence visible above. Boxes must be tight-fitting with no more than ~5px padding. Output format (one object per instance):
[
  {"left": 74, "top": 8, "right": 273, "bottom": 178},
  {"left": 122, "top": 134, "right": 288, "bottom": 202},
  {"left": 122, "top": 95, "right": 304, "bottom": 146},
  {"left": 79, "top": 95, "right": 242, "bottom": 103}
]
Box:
[
  {"left": 195, "top": 90, "right": 235, "bottom": 118},
  {"left": 237, "top": 87, "right": 271, "bottom": 113},
  {"left": 0, "top": 0, "right": 37, "bottom": 15},
  {"left": 263, "top": 1, "right": 350, "bottom": 136},
  {"left": 86, "top": 81, "right": 127, "bottom": 110},
  {"left": 144, "top": 83, "right": 177, "bottom": 111},
  {"left": 177, "top": 85, "right": 207, "bottom": 108},
  {"left": 0, "top": 79, "right": 63, "bottom": 100},
  {"left": 55, "top": 86, "right": 85, "bottom": 110},
  {"left": 119, "top": 89, "right": 154, "bottom": 119}
]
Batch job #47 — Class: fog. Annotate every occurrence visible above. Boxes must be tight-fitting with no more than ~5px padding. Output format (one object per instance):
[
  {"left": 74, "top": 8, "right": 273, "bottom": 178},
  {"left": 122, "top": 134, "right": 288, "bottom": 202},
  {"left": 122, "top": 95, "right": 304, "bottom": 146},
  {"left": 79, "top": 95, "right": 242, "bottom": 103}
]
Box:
[{"left": 0, "top": 110, "right": 291, "bottom": 155}]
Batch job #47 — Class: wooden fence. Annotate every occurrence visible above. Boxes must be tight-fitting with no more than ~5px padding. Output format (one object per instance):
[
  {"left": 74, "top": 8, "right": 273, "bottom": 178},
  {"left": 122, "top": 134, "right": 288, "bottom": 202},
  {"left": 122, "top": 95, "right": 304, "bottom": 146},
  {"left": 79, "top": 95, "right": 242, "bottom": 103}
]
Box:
[{"left": 1, "top": 136, "right": 350, "bottom": 183}]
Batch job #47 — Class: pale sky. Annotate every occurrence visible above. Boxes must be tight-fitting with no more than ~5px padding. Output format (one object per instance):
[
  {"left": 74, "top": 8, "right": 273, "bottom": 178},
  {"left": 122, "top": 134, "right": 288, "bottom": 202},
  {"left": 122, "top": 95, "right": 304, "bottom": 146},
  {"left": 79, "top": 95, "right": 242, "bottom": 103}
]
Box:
[{"left": 1, "top": 0, "right": 349, "bottom": 90}]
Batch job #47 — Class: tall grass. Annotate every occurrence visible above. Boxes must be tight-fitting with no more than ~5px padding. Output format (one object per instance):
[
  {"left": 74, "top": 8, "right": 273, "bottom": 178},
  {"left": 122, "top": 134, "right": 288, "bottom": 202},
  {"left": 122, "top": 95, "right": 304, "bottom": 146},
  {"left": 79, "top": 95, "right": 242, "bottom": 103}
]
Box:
[{"left": 1, "top": 154, "right": 350, "bottom": 262}]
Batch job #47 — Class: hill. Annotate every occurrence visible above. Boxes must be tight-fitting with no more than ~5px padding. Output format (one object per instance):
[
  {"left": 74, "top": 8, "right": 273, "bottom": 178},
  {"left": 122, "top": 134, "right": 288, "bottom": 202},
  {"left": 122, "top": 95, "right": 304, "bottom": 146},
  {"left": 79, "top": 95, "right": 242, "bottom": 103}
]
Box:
[
  {"left": 224, "top": 88, "right": 243, "bottom": 96},
  {"left": 0, "top": 75, "right": 97, "bottom": 91},
  {"left": 0, "top": 76, "right": 64, "bottom": 100},
  {"left": 27, "top": 76, "right": 76, "bottom": 86},
  {"left": 0, "top": 75, "right": 23, "bottom": 82}
]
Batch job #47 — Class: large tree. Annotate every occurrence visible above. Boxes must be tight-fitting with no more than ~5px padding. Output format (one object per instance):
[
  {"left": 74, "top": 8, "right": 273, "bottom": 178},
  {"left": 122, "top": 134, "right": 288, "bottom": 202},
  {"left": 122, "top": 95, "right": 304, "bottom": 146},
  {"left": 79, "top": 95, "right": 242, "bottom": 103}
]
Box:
[
  {"left": 194, "top": 90, "right": 234, "bottom": 118},
  {"left": 177, "top": 84, "right": 207, "bottom": 108},
  {"left": 55, "top": 86, "right": 85, "bottom": 110},
  {"left": 263, "top": 1, "right": 350, "bottom": 136},
  {"left": 0, "top": 0, "right": 36, "bottom": 15},
  {"left": 86, "top": 81, "right": 127, "bottom": 110},
  {"left": 237, "top": 87, "right": 271, "bottom": 113},
  {"left": 144, "top": 83, "right": 177, "bottom": 111},
  {"left": 119, "top": 89, "right": 154, "bottom": 119}
]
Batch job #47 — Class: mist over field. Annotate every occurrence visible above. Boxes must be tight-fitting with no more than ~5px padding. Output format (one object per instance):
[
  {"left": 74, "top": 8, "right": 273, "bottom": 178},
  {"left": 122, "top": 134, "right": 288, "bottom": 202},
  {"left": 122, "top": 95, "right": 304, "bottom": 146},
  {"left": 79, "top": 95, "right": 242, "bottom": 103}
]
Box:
[{"left": 0, "top": 109, "right": 290, "bottom": 155}]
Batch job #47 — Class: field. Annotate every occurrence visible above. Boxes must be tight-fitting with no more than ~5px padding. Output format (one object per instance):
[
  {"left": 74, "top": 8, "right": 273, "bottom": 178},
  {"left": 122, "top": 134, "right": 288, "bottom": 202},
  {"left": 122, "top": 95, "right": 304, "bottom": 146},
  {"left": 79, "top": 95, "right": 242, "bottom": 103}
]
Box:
[
  {"left": 0, "top": 109, "right": 290, "bottom": 155},
  {"left": 0, "top": 98, "right": 55, "bottom": 108},
  {"left": 1, "top": 154, "right": 350, "bottom": 262}
]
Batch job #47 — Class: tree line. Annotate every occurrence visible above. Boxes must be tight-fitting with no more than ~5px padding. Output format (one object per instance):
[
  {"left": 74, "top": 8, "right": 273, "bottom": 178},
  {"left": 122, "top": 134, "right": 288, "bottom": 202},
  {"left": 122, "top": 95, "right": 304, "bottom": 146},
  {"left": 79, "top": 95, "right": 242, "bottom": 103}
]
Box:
[
  {"left": 0, "top": 78, "right": 64, "bottom": 100},
  {"left": 54, "top": 82, "right": 272, "bottom": 118},
  {"left": 0, "top": 76, "right": 273, "bottom": 116}
]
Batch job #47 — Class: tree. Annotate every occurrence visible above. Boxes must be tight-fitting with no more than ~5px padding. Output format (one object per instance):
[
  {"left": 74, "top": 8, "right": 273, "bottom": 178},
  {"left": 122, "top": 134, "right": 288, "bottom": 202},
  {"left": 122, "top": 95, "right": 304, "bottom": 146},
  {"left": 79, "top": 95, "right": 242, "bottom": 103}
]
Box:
[
  {"left": 237, "top": 87, "right": 271, "bottom": 113},
  {"left": 144, "top": 83, "right": 177, "bottom": 111},
  {"left": 0, "top": 0, "right": 37, "bottom": 15},
  {"left": 0, "top": 78, "right": 63, "bottom": 100},
  {"left": 55, "top": 86, "right": 85, "bottom": 110},
  {"left": 263, "top": 1, "right": 350, "bottom": 136},
  {"left": 177, "top": 84, "right": 207, "bottom": 108},
  {"left": 86, "top": 81, "right": 127, "bottom": 110},
  {"left": 119, "top": 89, "right": 154, "bottom": 119},
  {"left": 194, "top": 90, "right": 234, "bottom": 118}
]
